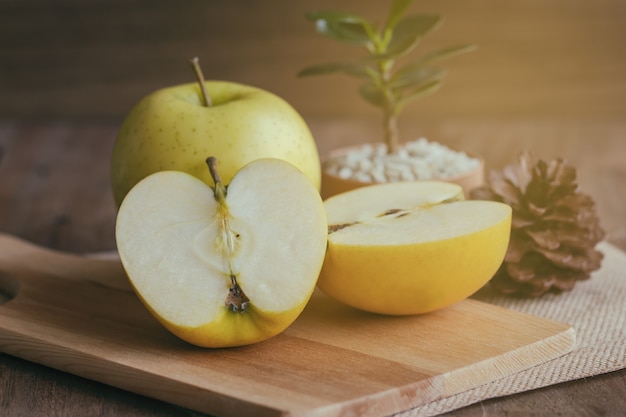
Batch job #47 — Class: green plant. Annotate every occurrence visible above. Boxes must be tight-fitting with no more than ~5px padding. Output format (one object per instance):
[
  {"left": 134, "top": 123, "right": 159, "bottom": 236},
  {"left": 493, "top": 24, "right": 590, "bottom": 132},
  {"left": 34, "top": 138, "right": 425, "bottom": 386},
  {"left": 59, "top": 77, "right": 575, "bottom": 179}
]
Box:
[{"left": 298, "top": 0, "right": 475, "bottom": 154}]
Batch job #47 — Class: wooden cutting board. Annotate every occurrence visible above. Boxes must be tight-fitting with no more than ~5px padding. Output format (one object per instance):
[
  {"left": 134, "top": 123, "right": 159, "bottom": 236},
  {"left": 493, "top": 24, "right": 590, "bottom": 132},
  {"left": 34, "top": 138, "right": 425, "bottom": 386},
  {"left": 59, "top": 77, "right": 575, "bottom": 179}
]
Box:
[{"left": 0, "top": 234, "right": 575, "bottom": 417}]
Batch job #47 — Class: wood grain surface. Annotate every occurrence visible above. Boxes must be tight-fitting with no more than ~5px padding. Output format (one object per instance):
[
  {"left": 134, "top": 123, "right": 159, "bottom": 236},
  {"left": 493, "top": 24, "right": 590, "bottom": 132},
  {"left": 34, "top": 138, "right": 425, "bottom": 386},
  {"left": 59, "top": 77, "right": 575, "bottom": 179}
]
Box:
[
  {"left": 0, "top": 238, "right": 574, "bottom": 417},
  {"left": 1, "top": 0, "right": 626, "bottom": 416}
]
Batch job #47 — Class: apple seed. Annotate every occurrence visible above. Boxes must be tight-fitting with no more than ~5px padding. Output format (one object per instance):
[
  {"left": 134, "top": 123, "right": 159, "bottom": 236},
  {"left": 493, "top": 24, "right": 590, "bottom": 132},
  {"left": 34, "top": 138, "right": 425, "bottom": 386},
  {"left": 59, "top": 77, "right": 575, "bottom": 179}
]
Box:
[
  {"left": 377, "top": 208, "right": 410, "bottom": 218},
  {"left": 328, "top": 222, "right": 357, "bottom": 234},
  {"left": 328, "top": 208, "right": 406, "bottom": 234}
]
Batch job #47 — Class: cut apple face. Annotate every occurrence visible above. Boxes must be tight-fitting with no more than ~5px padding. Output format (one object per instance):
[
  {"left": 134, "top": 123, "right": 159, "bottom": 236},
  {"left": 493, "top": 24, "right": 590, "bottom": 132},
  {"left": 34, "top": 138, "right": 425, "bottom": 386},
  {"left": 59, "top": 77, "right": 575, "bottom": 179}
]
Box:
[
  {"left": 319, "top": 181, "right": 512, "bottom": 315},
  {"left": 115, "top": 158, "right": 327, "bottom": 347}
]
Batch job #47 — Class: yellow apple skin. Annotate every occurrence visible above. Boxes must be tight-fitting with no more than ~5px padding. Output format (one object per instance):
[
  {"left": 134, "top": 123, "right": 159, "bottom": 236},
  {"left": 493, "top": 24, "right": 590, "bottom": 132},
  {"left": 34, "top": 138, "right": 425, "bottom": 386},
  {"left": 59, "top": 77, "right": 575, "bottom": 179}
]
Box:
[
  {"left": 111, "top": 81, "right": 321, "bottom": 207},
  {"left": 318, "top": 201, "right": 512, "bottom": 316}
]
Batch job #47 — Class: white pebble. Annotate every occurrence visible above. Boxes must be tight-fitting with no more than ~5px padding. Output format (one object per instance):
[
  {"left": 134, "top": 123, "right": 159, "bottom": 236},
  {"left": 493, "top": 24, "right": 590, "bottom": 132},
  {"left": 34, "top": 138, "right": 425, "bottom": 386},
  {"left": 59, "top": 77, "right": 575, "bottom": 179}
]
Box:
[
  {"left": 325, "top": 138, "right": 479, "bottom": 184},
  {"left": 354, "top": 172, "right": 372, "bottom": 182},
  {"left": 338, "top": 166, "right": 353, "bottom": 179}
]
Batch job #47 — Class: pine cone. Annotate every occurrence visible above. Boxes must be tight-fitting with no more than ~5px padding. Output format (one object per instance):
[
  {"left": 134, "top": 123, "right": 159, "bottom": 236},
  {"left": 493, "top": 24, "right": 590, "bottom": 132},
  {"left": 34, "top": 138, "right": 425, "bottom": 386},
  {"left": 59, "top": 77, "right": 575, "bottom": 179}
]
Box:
[{"left": 470, "top": 151, "right": 605, "bottom": 297}]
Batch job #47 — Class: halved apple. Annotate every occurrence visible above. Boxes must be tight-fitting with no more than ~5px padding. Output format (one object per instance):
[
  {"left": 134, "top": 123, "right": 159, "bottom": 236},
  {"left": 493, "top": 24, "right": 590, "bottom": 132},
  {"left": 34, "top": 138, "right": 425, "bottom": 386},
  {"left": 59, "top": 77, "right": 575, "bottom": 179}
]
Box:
[
  {"left": 319, "top": 181, "right": 512, "bottom": 315},
  {"left": 115, "top": 158, "right": 327, "bottom": 347}
]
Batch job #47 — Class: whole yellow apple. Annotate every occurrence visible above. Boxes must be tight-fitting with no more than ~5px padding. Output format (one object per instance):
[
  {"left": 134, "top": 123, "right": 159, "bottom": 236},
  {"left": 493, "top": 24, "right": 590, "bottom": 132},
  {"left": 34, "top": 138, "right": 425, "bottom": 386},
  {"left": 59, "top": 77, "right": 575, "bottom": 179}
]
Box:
[{"left": 111, "top": 78, "right": 320, "bottom": 207}]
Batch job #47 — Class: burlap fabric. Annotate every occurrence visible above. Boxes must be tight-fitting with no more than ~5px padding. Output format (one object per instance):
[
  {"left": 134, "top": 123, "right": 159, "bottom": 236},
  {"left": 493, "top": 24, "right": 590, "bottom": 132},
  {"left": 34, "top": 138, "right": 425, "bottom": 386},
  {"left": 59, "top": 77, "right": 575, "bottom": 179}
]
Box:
[{"left": 403, "top": 241, "right": 626, "bottom": 416}]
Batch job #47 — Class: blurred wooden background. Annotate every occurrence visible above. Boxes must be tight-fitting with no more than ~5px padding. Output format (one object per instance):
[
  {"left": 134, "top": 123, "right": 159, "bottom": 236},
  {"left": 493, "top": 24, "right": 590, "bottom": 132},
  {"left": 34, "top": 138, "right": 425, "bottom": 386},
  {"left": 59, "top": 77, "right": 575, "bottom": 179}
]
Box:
[
  {"left": 1, "top": 3, "right": 626, "bottom": 416},
  {"left": 1, "top": 0, "right": 625, "bottom": 123}
]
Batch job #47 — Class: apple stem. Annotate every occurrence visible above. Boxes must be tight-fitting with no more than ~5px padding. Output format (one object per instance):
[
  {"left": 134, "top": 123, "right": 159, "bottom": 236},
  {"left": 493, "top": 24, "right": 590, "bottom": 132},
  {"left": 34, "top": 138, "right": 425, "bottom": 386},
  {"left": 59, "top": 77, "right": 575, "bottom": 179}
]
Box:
[
  {"left": 206, "top": 156, "right": 227, "bottom": 199},
  {"left": 206, "top": 156, "right": 222, "bottom": 183},
  {"left": 189, "top": 56, "right": 212, "bottom": 107}
]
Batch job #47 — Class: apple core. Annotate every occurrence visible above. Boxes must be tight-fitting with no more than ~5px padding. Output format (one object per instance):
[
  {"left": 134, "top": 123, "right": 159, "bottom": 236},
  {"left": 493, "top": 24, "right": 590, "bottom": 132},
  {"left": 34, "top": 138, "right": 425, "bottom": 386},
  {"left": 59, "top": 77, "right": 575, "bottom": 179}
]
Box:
[{"left": 206, "top": 156, "right": 252, "bottom": 313}]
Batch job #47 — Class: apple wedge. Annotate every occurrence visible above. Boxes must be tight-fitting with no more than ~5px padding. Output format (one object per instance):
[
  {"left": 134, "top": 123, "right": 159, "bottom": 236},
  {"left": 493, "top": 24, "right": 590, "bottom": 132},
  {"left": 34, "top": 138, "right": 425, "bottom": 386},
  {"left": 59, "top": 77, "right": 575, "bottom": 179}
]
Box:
[
  {"left": 319, "top": 181, "right": 512, "bottom": 315},
  {"left": 115, "top": 158, "right": 327, "bottom": 347}
]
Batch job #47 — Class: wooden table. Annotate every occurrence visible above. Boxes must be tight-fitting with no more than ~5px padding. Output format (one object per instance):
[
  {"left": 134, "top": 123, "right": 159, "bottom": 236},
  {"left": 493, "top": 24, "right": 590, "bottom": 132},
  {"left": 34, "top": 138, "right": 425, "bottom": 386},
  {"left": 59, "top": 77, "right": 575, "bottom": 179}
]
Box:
[{"left": 1, "top": 119, "right": 625, "bottom": 416}]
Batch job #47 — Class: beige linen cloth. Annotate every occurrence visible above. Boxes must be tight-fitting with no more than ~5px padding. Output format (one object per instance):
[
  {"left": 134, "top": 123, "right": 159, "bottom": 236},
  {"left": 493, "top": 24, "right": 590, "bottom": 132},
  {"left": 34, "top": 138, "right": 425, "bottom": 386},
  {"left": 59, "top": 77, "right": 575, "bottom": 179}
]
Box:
[{"left": 403, "top": 241, "right": 626, "bottom": 417}]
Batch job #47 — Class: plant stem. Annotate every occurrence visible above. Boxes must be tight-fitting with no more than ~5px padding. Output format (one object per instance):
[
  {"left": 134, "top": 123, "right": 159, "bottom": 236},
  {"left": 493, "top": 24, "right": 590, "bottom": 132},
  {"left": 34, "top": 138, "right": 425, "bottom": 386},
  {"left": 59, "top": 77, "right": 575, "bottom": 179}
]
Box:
[
  {"left": 189, "top": 56, "right": 212, "bottom": 107},
  {"left": 383, "top": 107, "right": 399, "bottom": 154},
  {"left": 379, "top": 59, "right": 399, "bottom": 154}
]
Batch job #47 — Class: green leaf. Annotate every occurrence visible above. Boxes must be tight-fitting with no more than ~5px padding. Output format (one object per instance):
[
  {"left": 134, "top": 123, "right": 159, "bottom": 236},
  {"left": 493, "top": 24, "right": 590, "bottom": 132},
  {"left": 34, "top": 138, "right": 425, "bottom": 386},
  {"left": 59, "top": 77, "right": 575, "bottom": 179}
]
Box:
[
  {"left": 297, "top": 62, "right": 374, "bottom": 79},
  {"left": 359, "top": 83, "right": 386, "bottom": 108},
  {"left": 306, "top": 10, "right": 375, "bottom": 46},
  {"left": 390, "top": 67, "right": 446, "bottom": 89},
  {"left": 384, "top": 0, "right": 415, "bottom": 32},
  {"left": 408, "top": 44, "right": 476, "bottom": 68},
  {"left": 396, "top": 79, "right": 442, "bottom": 110},
  {"left": 383, "top": 14, "right": 442, "bottom": 58},
  {"left": 399, "top": 14, "right": 442, "bottom": 39}
]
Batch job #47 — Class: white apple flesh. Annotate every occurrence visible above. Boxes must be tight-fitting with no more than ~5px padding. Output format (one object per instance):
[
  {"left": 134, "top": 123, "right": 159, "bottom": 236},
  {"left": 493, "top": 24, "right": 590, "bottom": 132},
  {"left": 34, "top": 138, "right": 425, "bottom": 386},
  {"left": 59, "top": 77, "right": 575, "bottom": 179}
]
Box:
[{"left": 115, "top": 158, "right": 327, "bottom": 347}]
